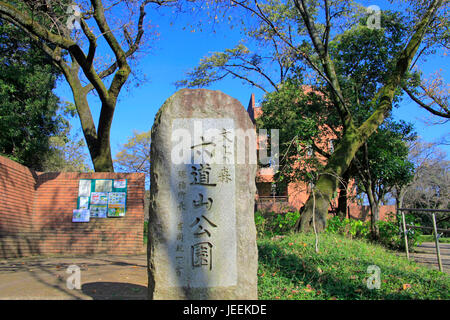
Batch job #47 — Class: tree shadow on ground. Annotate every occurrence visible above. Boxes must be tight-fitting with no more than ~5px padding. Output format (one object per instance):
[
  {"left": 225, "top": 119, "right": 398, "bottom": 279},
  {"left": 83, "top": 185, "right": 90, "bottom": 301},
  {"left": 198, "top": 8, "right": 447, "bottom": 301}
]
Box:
[{"left": 82, "top": 282, "right": 147, "bottom": 300}]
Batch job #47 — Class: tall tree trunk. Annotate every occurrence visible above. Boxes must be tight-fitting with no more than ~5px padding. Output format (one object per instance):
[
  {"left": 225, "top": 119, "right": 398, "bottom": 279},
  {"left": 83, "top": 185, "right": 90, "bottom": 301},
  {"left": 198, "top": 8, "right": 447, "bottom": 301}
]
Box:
[
  {"left": 296, "top": 126, "right": 362, "bottom": 232},
  {"left": 91, "top": 142, "right": 114, "bottom": 172},
  {"left": 336, "top": 169, "right": 350, "bottom": 218},
  {"left": 396, "top": 187, "right": 406, "bottom": 210},
  {"left": 71, "top": 80, "right": 115, "bottom": 172},
  {"left": 370, "top": 204, "right": 380, "bottom": 240},
  {"left": 91, "top": 99, "right": 116, "bottom": 172},
  {"left": 366, "top": 184, "right": 380, "bottom": 240}
]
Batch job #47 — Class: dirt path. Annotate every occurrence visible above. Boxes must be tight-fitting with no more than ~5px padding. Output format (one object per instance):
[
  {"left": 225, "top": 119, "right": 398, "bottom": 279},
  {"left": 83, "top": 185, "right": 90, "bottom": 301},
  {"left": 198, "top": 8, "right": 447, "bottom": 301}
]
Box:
[
  {"left": 410, "top": 242, "right": 450, "bottom": 274},
  {"left": 0, "top": 254, "right": 148, "bottom": 299}
]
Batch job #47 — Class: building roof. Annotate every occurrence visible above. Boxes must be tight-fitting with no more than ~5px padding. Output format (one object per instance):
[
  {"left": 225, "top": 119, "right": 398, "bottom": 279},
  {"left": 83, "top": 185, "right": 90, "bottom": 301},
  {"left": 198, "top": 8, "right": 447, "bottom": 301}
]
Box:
[{"left": 246, "top": 93, "right": 262, "bottom": 124}]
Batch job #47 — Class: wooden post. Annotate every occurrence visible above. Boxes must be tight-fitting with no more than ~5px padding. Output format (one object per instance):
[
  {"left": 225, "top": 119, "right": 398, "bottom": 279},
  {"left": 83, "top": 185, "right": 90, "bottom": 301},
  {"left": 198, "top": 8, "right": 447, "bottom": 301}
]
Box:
[
  {"left": 401, "top": 212, "right": 409, "bottom": 260},
  {"left": 432, "top": 213, "right": 443, "bottom": 272}
]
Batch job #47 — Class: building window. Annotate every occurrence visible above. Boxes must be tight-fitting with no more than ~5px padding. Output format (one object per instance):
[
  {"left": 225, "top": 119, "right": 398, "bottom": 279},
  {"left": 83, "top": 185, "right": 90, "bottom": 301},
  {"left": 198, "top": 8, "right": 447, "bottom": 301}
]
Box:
[
  {"left": 329, "top": 139, "right": 335, "bottom": 154},
  {"left": 256, "top": 182, "right": 287, "bottom": 198},
  {"left": 306, "top": 144, "right": 313, "bottom": 157},
  {"left": 271, "top": 183, "right": 277, "bottom": 196}
]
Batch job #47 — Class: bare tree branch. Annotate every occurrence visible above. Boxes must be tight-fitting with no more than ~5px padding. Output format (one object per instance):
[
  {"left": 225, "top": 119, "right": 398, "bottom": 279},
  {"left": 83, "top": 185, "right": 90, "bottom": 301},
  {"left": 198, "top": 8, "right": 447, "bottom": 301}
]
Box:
[{"left": 403, "top": 86, "right": 450, "bottom": 119}]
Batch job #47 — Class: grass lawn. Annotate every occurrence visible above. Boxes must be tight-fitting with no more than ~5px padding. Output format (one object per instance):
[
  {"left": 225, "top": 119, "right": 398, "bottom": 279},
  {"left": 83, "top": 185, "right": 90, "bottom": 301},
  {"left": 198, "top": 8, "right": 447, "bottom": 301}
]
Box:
[{"left": 257, "top": 232, "right": 449, "bottom": 300}]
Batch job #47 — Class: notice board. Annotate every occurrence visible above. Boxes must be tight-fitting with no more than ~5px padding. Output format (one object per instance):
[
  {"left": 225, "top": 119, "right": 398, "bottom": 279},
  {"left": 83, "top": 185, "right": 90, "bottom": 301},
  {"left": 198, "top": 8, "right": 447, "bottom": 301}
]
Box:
[{"left": 75, "top": 179, "right": 128, "bottom": 221}]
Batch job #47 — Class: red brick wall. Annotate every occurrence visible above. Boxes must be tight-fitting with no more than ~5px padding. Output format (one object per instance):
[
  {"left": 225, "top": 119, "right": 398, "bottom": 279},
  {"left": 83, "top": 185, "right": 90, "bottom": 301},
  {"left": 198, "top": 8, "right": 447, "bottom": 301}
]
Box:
[
  {"left": 0, "top": 156, "right": 145, "bottom": 258},
  {"left": 348, "top": 204, "right": 397, "bottom": 221},
  {"left": 0, "top": 156, "right": 36, "bottom": 234}
]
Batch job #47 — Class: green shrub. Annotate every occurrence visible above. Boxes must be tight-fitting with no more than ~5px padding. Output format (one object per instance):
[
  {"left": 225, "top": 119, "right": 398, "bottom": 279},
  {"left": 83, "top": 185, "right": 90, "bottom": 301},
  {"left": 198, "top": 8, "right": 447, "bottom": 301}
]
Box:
[
  {"left": 376, "top": 220, "right": 401, "bottom": 249},
  {"left": 376, "top": 214, "right": 422, "bottom": 250},
  {"left": 255, "top": 210, "right": 300, "bottom": 236},
  {"left": 256, "top": 211, "right": 423, "bottom": 251},
  {"left": 325, "top": 216, "right": 370, "bottom": 239},
  {"left": 325, "top": 214, "right": 421, "bottom": 251},
  {"left": 254, "top": 210, "right": 267, "bottom": 237}
]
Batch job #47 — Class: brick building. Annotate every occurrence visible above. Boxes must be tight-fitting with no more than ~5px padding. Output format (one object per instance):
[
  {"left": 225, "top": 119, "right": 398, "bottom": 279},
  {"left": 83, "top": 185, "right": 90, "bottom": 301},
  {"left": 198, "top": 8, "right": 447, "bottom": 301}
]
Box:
[{"left": 247, "top": 93, "right": 395, "bottom": 220}]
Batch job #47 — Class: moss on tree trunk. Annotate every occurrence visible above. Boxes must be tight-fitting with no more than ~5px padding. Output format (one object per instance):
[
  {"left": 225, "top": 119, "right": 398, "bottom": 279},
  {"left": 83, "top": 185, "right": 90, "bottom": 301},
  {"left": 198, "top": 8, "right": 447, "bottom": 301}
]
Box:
[
  {"left": 91, "top": 145, "right": 114, "bottom": 172},
  {"left": 296, "top": 126, "right": 362, "bottom": 232},
  {"left": 295, "top": 0, "right": 442, "bottom": 233}
]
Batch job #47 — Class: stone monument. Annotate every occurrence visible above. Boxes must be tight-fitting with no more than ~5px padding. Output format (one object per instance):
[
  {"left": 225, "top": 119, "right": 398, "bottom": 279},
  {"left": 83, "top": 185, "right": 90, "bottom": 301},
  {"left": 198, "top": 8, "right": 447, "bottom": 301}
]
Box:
[{"left": 148, "top": 89, "right": 258, "bottom": 299}]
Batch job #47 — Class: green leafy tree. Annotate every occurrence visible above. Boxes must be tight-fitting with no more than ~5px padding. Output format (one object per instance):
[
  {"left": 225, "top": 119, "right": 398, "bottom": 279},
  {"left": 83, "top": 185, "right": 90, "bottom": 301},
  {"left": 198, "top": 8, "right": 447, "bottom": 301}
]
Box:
[
  {"left": 0, "top": 0, "right": 179, "bottom": 172},
  {"left": 352, "top": 120, "right": 416, "bottom": 239},
  {"left": 256, "top": 10, "right": 413, "bottom": 221},
  {"left": 41, "top": 105, "right": 92, "bottom": 172},
  {"left": 178, "top": 0, "right": 447, "bottom": 232},
  {"left": 255, "top": 78, "right": 340, "bottom": 208},
  {"left": 0, "top": 20, "right": 63, "bottom": 170}
]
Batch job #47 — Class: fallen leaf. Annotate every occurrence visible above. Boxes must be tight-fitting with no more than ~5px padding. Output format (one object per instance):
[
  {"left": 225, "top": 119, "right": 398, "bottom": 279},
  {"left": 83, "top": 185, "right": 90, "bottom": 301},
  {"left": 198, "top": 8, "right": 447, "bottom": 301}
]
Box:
[
  {"left": 305, "top": 284, "right": 314, "bottom": 292},
  {"left": 402, "top": 284, "right": 411, "bottom": 290}
]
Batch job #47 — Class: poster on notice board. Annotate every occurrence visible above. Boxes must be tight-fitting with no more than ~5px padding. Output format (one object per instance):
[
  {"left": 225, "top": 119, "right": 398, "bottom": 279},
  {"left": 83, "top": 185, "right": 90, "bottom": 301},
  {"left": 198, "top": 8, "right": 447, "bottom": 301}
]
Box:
[
  {"left": 107, "top": 192, "right": 126, "bottom": 217},
  {"left": 72, "top": 209, "right": 90, "bottom": 222}
]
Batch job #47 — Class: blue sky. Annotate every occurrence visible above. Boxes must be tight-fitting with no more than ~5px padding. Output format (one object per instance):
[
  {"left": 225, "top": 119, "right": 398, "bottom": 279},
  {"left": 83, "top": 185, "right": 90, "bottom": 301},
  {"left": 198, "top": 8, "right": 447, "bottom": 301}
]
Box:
[{"left": 55, "top": 1, "right": 449, "bottom": 166}]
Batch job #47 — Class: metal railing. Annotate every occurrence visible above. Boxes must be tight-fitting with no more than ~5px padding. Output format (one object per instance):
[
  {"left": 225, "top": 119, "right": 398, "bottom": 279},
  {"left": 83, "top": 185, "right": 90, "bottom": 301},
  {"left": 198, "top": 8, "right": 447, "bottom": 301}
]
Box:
[
  {"left": 257, "top": 196, "right": 289, "bottom": 202},
  {"left": 398, "top": 208, "right": 450, "bottom": 272}
]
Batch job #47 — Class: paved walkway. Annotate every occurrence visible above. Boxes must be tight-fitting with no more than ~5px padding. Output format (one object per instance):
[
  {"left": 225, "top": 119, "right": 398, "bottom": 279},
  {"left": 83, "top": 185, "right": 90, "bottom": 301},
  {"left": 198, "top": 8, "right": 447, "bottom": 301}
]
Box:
[
  {"left": 410, "top": 242, "right": 450, "bottom": 274},
  {"left": 0, "top": 254, "right": 148, "bottom": 299}
]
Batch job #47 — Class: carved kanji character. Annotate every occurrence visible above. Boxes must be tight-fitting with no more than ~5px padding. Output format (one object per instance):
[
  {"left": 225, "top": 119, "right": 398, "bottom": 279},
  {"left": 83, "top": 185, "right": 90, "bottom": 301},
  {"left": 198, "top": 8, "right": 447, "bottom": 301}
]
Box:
[
  {"left": 220, "top": 128, "right": 233, "bottom": 163},
  {"left": 191, "top": 242, "right": 213, "bottom": 270},
  {"left": 218, "top": 166, "right": 232, "bottom": 183},
  {"left": 191, "top": 136, "right": 216, "bottom": 160},
  {"left": 190, "top": 164, "right": 216, "bottom": 186},
  {"left": 192, "top": 193, "right": 213, "bottom": 210},
  {"left": 190, "top": 214, "right": 217, "bottom": 237}
]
